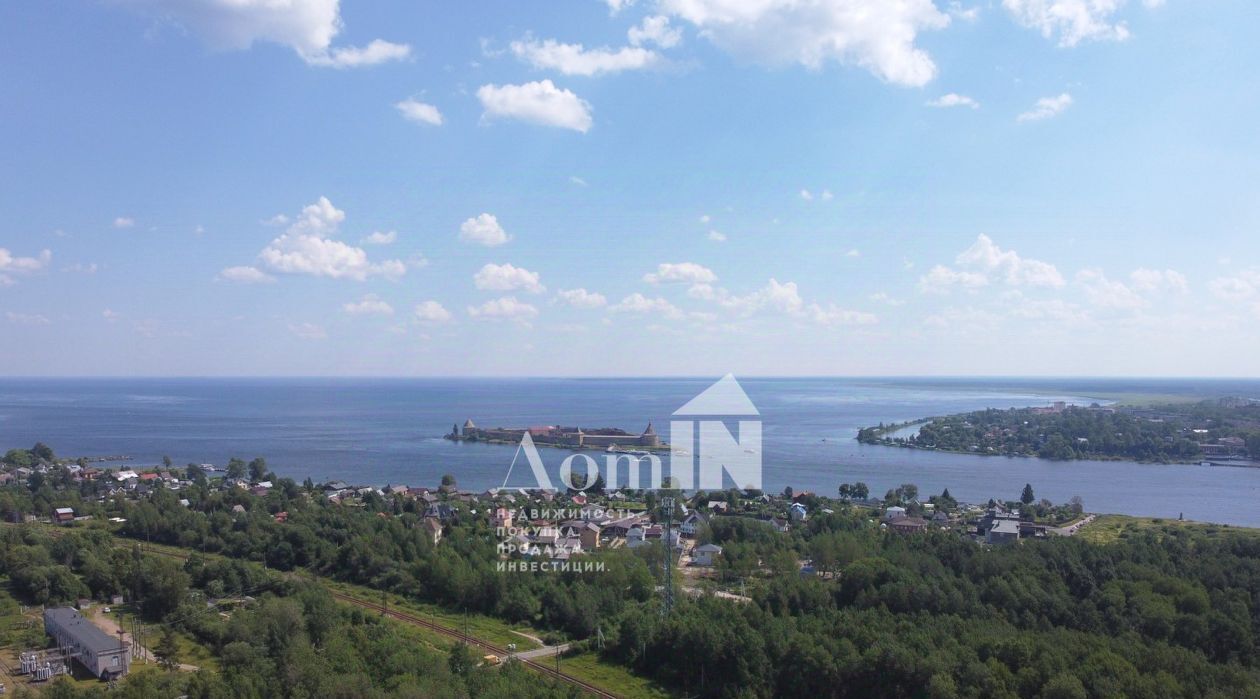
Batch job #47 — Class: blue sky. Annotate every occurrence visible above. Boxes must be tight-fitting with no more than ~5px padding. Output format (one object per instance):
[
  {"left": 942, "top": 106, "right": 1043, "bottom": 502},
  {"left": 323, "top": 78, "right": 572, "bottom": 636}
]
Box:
[{"left": 1, "top": 0, "right": 1258, "bottom": 376}]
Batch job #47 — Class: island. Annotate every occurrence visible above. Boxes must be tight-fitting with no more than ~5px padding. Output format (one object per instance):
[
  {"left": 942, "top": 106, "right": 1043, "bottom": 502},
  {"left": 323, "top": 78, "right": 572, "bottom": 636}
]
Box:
[
  {"left": 858, "top": 397, "right": 1260, "bottom": 464},
  {"left": 446, "top": 419, "right": 669, "bottom": 452}
]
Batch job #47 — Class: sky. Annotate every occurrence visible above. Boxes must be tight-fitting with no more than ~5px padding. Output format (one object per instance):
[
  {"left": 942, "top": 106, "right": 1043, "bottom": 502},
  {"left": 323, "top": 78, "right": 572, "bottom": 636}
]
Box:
[{"left": 1, "top": 0, "right": 1259, "bottom": 377}]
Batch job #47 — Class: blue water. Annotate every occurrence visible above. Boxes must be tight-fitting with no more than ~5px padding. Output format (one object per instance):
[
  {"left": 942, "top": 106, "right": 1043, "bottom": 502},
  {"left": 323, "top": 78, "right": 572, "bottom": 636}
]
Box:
[{"left": 2, "top": 377, "right": 1260, "bottom": 526}]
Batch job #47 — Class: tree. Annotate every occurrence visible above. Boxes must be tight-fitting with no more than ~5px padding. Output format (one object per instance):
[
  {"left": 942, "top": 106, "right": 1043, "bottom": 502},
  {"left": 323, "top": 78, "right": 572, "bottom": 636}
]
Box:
[
  {"left": 1021, "top": 483, "right": 1035, "bottom": 505},
  {"left": 441, "top": 474, "right": 457, "bottom": 487},
  {"left": 3, "top": 448, "right": 32, "bottom": 467},
  {"left": 226, "top": 458, "right": 246, "bottom": 480},
  {"left": 162, "top": 455, "right": 173, "bottom": 469},
  {"left": 30, "top": 442, "right": 55, "bottom": 462},
  {"left": 248, "top": 457, "right": 268, "bottom": 483},
  {"left": 448, "top": 642, "right": 474, "bottom": 676},
  {"left": 851, "top": 482, "right": 869, "bottom": 500},
  {"left": 154, "top": 626, "right": 180, "bottom": 670}
]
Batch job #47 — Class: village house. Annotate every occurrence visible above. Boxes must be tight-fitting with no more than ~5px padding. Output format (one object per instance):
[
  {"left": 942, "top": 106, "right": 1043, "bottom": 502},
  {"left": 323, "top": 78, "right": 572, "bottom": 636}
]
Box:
[
  {"left": 692, "top": 543, "right": 723, "bottom": 566},
  {"left": 53, "top": 507, "right": 75, "bottom": 525}
]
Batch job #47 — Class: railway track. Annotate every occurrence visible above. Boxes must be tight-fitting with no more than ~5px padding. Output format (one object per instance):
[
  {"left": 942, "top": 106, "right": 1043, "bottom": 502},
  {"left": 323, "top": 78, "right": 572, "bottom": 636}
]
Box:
[{"left": 327, "top": 591, "right": 619, "bottom": 699}]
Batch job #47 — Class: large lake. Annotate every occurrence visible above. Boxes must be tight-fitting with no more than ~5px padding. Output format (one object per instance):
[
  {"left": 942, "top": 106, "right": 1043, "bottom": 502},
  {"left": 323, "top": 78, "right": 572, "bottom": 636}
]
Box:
[{"left": 2, "top": 377, "right": 1259, "bottom": 526}]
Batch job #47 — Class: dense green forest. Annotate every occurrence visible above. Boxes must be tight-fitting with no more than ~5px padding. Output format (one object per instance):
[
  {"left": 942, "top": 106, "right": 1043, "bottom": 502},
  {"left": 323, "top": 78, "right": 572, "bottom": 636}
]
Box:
[
  {"left": 3, "top": 453, "right": 1260, "bottom": 697},
  {"left": 0, "top": 525, "right": 576, "bottom": 699},
  {"left": 858, "top": 401, "right": 1260, "bottom": 462}
]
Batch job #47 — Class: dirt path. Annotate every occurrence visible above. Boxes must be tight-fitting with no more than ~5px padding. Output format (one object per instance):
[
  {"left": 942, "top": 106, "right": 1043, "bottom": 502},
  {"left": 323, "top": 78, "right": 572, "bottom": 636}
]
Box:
[{"left": 89, "top": 608, "right": 199, "bottom": 672}]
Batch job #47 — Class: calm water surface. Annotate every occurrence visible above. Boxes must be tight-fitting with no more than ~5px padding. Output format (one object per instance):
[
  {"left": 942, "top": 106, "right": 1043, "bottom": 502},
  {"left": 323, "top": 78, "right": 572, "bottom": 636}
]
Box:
[{"left": 2, "top": 377, "right": 1259, "bottom": 526}]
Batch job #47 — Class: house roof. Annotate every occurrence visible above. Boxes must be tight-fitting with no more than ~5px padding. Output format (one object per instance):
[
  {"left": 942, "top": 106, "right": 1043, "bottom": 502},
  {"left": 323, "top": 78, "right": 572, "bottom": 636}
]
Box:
[
  {"left": 44, "top": 608, "right": 122, "bottom": 654},
  {"left": 695, "top": 544, "right": 723, "bottom": 552}
]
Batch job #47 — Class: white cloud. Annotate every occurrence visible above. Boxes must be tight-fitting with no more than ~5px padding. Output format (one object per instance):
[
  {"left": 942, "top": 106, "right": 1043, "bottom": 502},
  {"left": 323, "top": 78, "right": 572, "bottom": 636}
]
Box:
[
  {"left": 919, "top": 265, "right": 989, "bottom": 293},
  {"left": 1208, "top": 269, "right": 1260, "bottom": 301},
  {"left": 959, "top": 234, "right": 1064, "bottom": 286},
  {"left": 644, "top": 262, "right": 718, "bottom": 285},
  {"left": 468, "top": 296, "right": 539, "bottom": 320},
  {"left": 1076, "top": 269, "right": 1145, "bottom": 310},
  {"left": 458, "top": 213, "right": 511, "bottom": 247},
  {"left": 629, "top": 15, "right": 683, "bottom": 48},
  {"left": 474, "top": 263, "right": 545, "bottom": 293},
  {"left": 343, "top": 293, "right": 394, "bottom": 316},
  {"left": 1129, "top": 268, "right": 1188, "bottom": 294},
  {"left": 477, "top": 80, "right": 593, "bottom": 132},
  {"left": 869, "top": 292, "right": 905, "bottom": 306},
  {"left": 395, "top": 98, "right": 443, "bottom": 126},
  {"left": 948, "top": 2, "right": 981, "bottom": 21},
  {"left": 264, "top": 214, "right": 290, "bottom": 226},
  {"left": 605, "top": 0, "right": 637, "bottom": 13},
  {"left": 845, "top": 248, "right": 860, "bottom": 257},
  {"left": 659, "top": 0, "right": 950, "bottom": 87},
  {"left": 217, "top": 265, "right": 276, "bottom": 284},
  {"left": 118, "top": 0, "right": 410, "bottom": 67},
  {"left": 610, "top": 293, "right": 684, "bottom": 319},
  {"left": 289, "top": 322, "right": 327, "bottom": 340},
  {"left": 256, "top": 197, "right": 407, "bottom": 281},
  {"left": 1017, "top": 93, "right": 1073, "bottom": 122},
  {"left": 556, "top": 288, "right": 608, "bottom": 309},
  {"left": 361, "top": 230, "right": 397, "bottom": 245},
  {"left": 0, "top": 248, "right": 51, "bottom": 276},
  {"left": 414, "top": 300, "right": 453, "bottom": 323},
  {"left": 699, "top": 214, "right": 711, "bottom": 224},
  {"left": 510, "top": 37, "right": 661, "bottom": 76},
  {"left": 305, "top": 39, "right": 411, "bottom": 68},
  {"left": 708, "top": 230, "right": 727, "bottom": 242},
  {"left": 103, "top": 309, "right": 120, "bottom": 322},
  {"left": 113, "top": 216, "right": 135, "bottom": 228},
  {"left": 6, "top": 311, "right": 51, "bottom": 326},
  {"left": 690, "top": 278, "right": 876, "bottom": 325},
  {"left": 821, "top": 189, "right": 834, "bottom": 200},
  {"left": 799, "top": 189, "right": 813, "bottom": 201},
  {"left": 1003, "top": 0, "right": 1132, "bottom": 47},
  {"left": 927, "top": 93, "right": 979, "bottom": 109},
  {"left": 569, "top": 176, "right": 589, "bottom": 186}
]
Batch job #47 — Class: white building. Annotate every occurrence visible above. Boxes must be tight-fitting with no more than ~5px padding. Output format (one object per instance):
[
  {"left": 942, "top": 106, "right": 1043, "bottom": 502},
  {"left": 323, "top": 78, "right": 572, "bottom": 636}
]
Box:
[{"left": 43, "top": 608, "right": 130, "bottom": 679}]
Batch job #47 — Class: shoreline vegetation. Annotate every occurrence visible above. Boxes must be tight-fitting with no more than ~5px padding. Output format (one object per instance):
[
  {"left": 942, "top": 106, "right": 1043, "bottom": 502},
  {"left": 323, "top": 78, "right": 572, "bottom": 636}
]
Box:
[{"left": 857, "top": 397, "right": 1260, "bottom": 466}]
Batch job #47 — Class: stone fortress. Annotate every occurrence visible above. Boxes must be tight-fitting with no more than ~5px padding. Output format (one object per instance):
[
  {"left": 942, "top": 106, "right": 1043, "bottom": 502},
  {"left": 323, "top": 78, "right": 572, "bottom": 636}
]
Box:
[{"left": 446, "top": 419, "right": 665, "bottom": 451}]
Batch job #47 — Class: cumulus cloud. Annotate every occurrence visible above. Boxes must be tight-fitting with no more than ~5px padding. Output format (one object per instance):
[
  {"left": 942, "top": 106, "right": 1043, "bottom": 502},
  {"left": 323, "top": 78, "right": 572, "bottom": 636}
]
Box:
[
  {"left": 342, "top": 293, "right": 394, "bottom": 315},
  {"left": 361, "top": 230, "right": 397, "bottom": 245},
  {"left": 610, "top": 293, "right": 684, "bottom": 319},
  {"left": 117, "top": 0, "right": 411, "bottom": 67},
  {"left": 395, "top": 98, "right": 443, "bottom": 126},
  {"left": 467, "top": 296, "right": 539, "bottom": 320},
  {"left": 922, "top": 235, "right": 1064, "bottom": 293},
  {"left": 113, "top": 216, "right": 135, "bottom": 228},
  {"left": 605, "top": 0, "right": 637, "bottom": 14},
  {"left": 644, "top": 262, "right": 718, "bottom": 285},
  {"left": 510, "top": 37, "right": 661, "bottom": 76},
  {"left": 800, "top": 189, "right": 813, "bottom": 201},
  {"left": 0, "top": 247, "right": 51, "bottom": 274},
  {"left": 254, "top": 197, "right": 407, "bottom": 280},
  {"left": 629, "top": 15, "right": 683, "bottom": 48},
  {"left": 556, "top": 288, "right": 608, "bottom": 309},
  {"left": 1017, "top": 93, "right": 1073, "bottom": 121},
  {"left": 474, "top": 263, "right": 545, "bottom": 293},
  {"left": 708, "top": 230, "right": 727, "bottom": 242},
  {"left": 477, "top": 80, "right": 593, "bottom": 132},
  {"left": 217, "top": 265, "right": 276, "bottom": 284},
  {"left": 414, "top": 300, "right": 453, "bottom": 323},
  {"left": 1076, "top": 269, "right": 1146, "bottom": 310},
  {"left": 1003, "top": 0, "right": 1133, "bottom": 47},
  {"left": 458, "top": 213, "right": 511, "bottom": 247},
  {"left": 658, "top": 0, "right": 950, "bottom": 87},
  {"left": 927, "top": 93, "right": 979, "bottom": 109},
  {"left": 690, "top": 278, "right": 877, "bottom": 325},
  {"left": 1129, "top": 268, "right": 1188, "bottom": 294},
  {"left": 1208, "top": 269, "right": 1260, "bottom": 301}
]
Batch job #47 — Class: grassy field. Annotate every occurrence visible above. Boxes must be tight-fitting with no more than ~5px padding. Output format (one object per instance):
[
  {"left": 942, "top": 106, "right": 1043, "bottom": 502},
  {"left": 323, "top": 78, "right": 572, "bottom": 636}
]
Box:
[
  {"left": 1077, "top": 514, "right": 1260, "bottom": 545},
  {"left": 559, "top": 651, "right": 675, "bottom": 699}
]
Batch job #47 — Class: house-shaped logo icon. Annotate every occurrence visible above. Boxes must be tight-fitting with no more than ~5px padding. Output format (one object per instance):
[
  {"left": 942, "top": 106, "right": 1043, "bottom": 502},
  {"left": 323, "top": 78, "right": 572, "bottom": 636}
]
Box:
[{"left": 671, "top": 374, "right": 762, "bottom": 490}]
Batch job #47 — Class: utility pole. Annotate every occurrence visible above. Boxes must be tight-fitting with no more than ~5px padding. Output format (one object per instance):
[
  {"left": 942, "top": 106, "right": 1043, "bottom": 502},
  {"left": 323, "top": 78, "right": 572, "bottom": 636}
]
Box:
[{"left": 660, "top": 496, "right": 675, "bottom": 616}]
